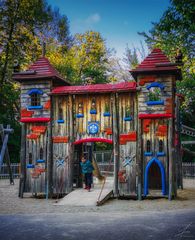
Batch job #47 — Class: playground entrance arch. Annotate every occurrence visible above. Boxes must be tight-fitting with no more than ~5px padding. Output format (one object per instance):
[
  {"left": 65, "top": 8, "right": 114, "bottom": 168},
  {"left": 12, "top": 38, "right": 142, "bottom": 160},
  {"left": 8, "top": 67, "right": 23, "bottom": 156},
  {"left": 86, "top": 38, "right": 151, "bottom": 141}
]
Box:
[{"left": 73, "top": 138, "right": 113, "bottom": 188}]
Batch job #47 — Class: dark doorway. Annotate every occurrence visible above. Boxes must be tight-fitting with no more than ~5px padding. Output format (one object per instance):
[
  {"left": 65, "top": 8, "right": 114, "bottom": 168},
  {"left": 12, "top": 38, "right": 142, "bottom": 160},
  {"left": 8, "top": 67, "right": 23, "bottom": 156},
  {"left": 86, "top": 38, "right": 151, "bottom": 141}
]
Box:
[{"left": 148, "top": 161, "right": 162, "bottom": 190}]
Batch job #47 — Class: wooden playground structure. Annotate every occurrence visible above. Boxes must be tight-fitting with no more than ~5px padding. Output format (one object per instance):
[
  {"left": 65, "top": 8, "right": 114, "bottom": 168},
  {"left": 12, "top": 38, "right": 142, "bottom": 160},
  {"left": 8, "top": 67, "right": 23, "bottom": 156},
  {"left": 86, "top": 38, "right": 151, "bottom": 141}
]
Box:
[{"left": 13, "top": 48, "right": 188, "bottom": 202}]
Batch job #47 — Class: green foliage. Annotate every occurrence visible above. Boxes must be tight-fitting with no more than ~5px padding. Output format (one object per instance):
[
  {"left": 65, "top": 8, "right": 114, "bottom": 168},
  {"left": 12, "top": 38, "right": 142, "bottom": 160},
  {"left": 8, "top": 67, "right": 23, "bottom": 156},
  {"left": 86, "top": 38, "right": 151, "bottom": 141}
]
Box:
[
  {"left": 0, "top": 0, "right": 71, "bottom": 163},
  {"left": 139, "top": 0, "right": 195, "bottom": 126},
  {"left": 148, "top": 88, "right": 161, "bottom": 101},
  {"left": 47, "top": 31, "right": 109, "bottom": 85}
]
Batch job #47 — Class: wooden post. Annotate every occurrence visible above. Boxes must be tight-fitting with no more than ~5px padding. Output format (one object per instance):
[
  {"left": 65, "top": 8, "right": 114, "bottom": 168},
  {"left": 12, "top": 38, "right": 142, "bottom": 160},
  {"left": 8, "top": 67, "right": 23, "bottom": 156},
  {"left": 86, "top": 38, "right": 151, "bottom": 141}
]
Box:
[
  {"left": 176, "top": 96, "right": 183, "bottom": 189},
  {"left": 168, "top": 118, "right": 174, "bottom": 200},
  {"left": 47, "top": 95, "right": 53, "bottom": 198},
  {"left": 68, "top": 95, "right": 74, "bottom": 192},
  {"left": 18, "top": 123, "right": 26, "bottom": 198},
  {"left": 113, "top": 93, "right": 119, "bottom": 197},
  {"left": 137, "top": 118, "right": 142, "bottom": 200}
]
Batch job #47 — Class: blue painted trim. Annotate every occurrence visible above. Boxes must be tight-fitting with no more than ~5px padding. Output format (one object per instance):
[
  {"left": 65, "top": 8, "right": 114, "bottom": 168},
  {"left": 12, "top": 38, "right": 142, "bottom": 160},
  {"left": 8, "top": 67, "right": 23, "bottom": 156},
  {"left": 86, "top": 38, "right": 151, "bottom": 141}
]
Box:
[
  {"left": 57, "top": 119, "right": 64, "bottom": 124},
  {"left": 27, "top": 89, "right": 43, "bottom": 95},
  {"left": 36, "top": 159, "right": 45, "bottom": 163},
  {"left": 90, "top": 109, "right": 97, "bottom": 114},
  {"left": 103, "top": 112, "right": 111, "bottom": 117},
  {"left": 124, "top": 116, "right": 133, "bottom": 121},
  {"left": 76, "top": 113, "right": 84, "bottom": 118},
  {"left": 144, "top": 152, "right": 153, "bottom": 156},
  {"left": 28, "top": 105, "right": 43, "bottom": 110},
  {"left": 144, "top": 157, "right": 166, "bottom": 196},
  {"left": 146, "top": 82, "right": 165, "bottom": 90},
  {"left": 27, "top": 164, "right": 35, "bottom": 169},
  {"left": 157, "top": 152, "right": 166, "bottom": 157},
  {"left": 146, "top": 100, "right": 164, "bottom": 106}
]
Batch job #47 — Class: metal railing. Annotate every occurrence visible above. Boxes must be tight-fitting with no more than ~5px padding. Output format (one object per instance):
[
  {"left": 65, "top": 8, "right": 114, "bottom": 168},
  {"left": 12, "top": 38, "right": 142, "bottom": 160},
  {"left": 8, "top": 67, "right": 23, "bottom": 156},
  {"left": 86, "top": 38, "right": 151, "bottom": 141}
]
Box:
[
  {"left": 182, "top": 162, "right": 195, "bottom": 178},
  {"left": 0, "top": 163, "right": 20, "bottom": 179},
  {"left": 0, "top": 160, "right": 194, "bottom": 179}
]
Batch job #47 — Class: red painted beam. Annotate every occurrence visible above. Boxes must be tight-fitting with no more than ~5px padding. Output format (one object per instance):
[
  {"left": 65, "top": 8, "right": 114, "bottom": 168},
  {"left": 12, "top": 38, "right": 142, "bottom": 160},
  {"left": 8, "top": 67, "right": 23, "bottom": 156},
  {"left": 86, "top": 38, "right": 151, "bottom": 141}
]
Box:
[
  {"left": 73, "top": 138, "right": 113, "bottom": 145},
  {"left": 20, "top": 118, "right": 51, "bottom": 123},
  {"left": 139, "top": 113, "right": 173, "bottom": 119}
]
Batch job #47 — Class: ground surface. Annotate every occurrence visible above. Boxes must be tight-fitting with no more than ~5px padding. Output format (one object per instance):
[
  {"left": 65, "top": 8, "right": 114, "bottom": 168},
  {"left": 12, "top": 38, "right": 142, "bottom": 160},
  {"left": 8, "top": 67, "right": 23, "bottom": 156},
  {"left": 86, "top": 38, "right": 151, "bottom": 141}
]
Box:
[
  {"left": 0, "top": 179, "right": 195, "bottom": 214},
  {"left": 0, "top": 179, "right": 195, "bottom": 240}
]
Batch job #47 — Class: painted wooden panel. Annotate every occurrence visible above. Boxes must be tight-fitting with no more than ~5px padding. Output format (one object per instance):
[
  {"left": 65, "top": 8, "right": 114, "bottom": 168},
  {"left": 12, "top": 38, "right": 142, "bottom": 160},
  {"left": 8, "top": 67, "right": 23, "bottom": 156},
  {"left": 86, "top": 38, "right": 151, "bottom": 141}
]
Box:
[{"left": 24, "top": 123, "right": 48, "bottom": 193}]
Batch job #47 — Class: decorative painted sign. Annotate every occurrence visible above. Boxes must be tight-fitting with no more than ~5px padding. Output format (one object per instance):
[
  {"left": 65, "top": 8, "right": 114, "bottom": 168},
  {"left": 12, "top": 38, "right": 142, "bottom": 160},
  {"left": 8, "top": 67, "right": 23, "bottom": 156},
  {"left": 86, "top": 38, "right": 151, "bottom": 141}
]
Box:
[
  {"left": 118, "top": 170, "right": 127, "bottom": 183},
  {"left": 27, "top": 134, "right": 40, "bottom": 140},
  {"left": 44, "top": 100, "right": 51, "bottom": 110},
  {"left": 21, "top": 109, "right": 34, "bottom": 117},
  {"left": 88, "top": 122, "right": 99, "bottom": 135},
  {"left": 31, "top": 126, "right": 47, "bottom": 134},
  {"left": 139, "top": 76, "right": 156, "bottom": 86},
  {"left": 104, "top": 128, "right": 112, "bottom": 135},
  {"left": 122, "top": 154, "right": 136, "bottom": 167},
  {"left": 52, "top": 136, "right": 69, "bottom": 143},
  {"left": 143, "top": 119, "right": 151, "bottom": 133},
  {"left": 56, "top": 159, "right": 65, "bottom": 168},
  {"left": 120, "top": 131, "right": 137, "bottom": 144},
  {"left": 165, "top": 98, "right": 173, "bottom": 114},
  {"left": 156, "top": 125, "right": 167, "bottom": 137}
]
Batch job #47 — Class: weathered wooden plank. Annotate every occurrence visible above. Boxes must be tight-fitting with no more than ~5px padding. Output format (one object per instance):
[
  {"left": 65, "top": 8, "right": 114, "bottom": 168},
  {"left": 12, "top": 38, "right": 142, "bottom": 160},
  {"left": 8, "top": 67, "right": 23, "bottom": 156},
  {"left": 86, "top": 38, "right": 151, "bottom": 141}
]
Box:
[{"left": 113, "top": 93, "right": 119, "bottom": 196}]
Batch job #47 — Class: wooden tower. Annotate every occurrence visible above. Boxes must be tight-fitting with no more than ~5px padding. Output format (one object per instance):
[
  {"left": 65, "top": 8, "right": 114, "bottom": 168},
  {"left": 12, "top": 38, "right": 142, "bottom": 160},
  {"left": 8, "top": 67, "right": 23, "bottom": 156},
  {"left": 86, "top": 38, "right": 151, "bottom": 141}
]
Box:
[
  {"left": 130, "top": 48, "right": 181, "bottom": 199},
  {"left": 13, "top": 57, "right": 69, "bottom": 197}
]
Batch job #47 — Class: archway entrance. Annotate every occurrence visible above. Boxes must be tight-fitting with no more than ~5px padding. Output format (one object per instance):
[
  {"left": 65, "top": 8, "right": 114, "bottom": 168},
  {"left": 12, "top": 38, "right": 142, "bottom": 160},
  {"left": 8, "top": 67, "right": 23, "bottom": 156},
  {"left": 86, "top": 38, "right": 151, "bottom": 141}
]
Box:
[
  {"left": 73, "top": 138, "right": 113, "bottom": 189},
  {"left": 144, "top": 158, "right": 166, "bottom": 196},
  {"left": 148, "top": 161, "right": 162, "bottom": 190}
]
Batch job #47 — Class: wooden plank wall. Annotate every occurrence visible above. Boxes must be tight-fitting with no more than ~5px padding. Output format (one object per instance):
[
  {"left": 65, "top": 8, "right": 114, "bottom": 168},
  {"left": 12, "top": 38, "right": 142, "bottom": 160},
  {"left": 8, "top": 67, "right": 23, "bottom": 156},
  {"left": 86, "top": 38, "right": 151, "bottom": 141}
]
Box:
[
  {"left": 74, "top": 94, "right": 113, "bottom": 140},
  {"left": 118, "top": 93, "right": 137, "bottom": 196},
  {"left": 138, "top": 75, "right": 173, "bottom": 115},
  {"left": 21, "top": 81, "right": 51, "bottom": 119},
  {"left": 137, "top": 74, "right": 176, "bottom": 196},
  {"left": 21, "top": 81, "right": 51, "bottom": 194},
  {"left": 52, "top": 96, "right": 71, "bottom": 194},
  {"left": 142, "top": 119, "right": 168, "bottom": 189},
  {"left": 25, "top": 123, "right": 48, "bottom": 193}
]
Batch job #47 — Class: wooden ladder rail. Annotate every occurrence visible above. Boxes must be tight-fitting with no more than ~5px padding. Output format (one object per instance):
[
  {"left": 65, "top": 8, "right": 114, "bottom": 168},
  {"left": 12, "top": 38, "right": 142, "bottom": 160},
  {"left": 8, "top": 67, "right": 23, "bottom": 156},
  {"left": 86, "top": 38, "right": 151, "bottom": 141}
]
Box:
[{"left": 96, "top": 150, "right": 114, "bottom": 206}]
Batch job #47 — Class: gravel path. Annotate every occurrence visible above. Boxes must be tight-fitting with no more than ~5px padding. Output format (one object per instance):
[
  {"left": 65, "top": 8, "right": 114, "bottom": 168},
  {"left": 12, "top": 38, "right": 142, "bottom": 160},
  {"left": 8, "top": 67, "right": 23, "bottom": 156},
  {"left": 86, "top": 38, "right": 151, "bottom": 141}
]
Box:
[{"left": 0, "top": 179, "right": 194, "bottom": 214}]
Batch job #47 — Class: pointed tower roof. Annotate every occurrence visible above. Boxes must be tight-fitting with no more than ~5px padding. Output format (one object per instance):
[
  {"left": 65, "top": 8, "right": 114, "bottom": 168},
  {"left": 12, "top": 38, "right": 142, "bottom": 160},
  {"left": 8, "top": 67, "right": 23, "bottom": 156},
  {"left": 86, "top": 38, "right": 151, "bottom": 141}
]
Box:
[
  {"left": 130, "top": 48, "right": 181, "bottom": 79},
  {"left": 13, "top": 57, "right": 70, "bottom": 85}
]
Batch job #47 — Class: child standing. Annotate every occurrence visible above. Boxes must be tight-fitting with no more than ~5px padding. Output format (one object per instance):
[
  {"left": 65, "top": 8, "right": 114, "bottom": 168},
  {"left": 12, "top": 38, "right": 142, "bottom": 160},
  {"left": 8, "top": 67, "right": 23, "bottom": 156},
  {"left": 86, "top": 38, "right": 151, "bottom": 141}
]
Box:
[{"left": 80, "top": 156, "right": 94, "bottom": 191}]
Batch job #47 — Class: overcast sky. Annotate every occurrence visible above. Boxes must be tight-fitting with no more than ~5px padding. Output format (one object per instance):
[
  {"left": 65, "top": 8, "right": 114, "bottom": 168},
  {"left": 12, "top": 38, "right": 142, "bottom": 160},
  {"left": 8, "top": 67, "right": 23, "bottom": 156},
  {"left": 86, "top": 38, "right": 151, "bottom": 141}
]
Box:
[{"left": 48, "top": 0, "right": 170, "bottom": 59}]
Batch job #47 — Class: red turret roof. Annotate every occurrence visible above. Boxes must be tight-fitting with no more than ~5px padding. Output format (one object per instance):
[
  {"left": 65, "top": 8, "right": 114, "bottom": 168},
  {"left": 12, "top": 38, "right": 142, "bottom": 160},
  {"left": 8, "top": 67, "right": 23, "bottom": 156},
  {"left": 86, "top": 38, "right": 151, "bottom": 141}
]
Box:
[
  {"left": 51, "top": 81, "right": 137, "bottom": 95},
  {"left": 13, "top": 57, "right": 70, "bottom": 85},
  {"left": 130, "top": 48, "right": 181, "bottom": 79}
]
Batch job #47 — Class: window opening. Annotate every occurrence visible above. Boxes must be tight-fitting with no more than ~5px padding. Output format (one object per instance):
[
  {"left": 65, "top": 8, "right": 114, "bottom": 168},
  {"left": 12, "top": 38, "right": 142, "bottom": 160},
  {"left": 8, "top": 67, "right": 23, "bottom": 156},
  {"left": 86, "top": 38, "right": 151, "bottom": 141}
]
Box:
[
  {"left": 29, "top": 153, "right": 33, "bottom": 164},
  {"left": 159, "top": 140, "right": 164, "bottom": 152},
  {"left": 31, "top": 93, "right": 40, "bottom": 106},
  {"left": 146, "top": 140, "right": 151, "bottom": 152}
]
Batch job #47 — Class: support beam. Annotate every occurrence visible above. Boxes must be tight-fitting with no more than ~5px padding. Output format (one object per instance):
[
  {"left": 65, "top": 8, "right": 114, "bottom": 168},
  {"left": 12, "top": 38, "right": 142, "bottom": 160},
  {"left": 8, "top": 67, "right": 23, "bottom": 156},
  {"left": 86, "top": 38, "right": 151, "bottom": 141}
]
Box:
[
  {"left": 47, "top": 95, "right": 53, "bottom": 198},
  {"left": 68, "top": 94, "right": 74, "bottom": 192},
  {"left": 168, "top": 118, "right": 175, "bottom": 200},
  {"left": 18, "top": 123, "right": 26, "bottom": 198},
  {"left": 137, "top": 118, "right": 142, "bottom": 200},
  {"left": 113, "top": 93, "right": 119, "bottom": 197}
]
